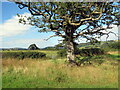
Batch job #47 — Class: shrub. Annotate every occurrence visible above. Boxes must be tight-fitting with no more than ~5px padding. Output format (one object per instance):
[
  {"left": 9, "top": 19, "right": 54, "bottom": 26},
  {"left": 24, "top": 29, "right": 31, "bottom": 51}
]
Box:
[
  {"left": 57, "top": 48, "right": 105, "bottom": 57},
  {"left": 2, "top": 51, "right": 46, "bottom": 59},
  {"left": 109, "top": 42, "right": 119, "bottom": 49},
  {"left": 57, "top": 49, "right": 66, "bottom": 57},
  {"left": 78, "top": 48, "right": 105, "bottom": 56},
  {"left": 101, "top": 41, "right": 120, "bottom": 51},
  {"left": 75, "top": 55, "right": 105, "bottom": 66}
]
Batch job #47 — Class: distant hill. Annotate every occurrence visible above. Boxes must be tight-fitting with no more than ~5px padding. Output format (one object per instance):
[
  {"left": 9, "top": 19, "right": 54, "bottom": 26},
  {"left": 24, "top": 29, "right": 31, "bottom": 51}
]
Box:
[
  {"left": 0, "top": 48, "right": 27, "bottom": 50},
  {"left": 41, "top": 46, "right": 55, "bottom": 50},
  {"left": 0, "top": 40, "right": 118, "bottom": 51}
]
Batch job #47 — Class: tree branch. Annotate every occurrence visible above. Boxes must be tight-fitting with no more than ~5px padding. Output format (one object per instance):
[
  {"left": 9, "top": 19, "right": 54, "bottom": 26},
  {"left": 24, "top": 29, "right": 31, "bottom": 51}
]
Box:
[
  {"left": 68, "top": 4, "right": 103, "bottom": 26},
  {"left": 45, "top": 34, "right": 65, "bottom": 41},
  {"left": 74, "top": 26, "right": 110, "bottom": 38},
  {"left": 16, "top": 2, "right": 48, "bottom": 17}
]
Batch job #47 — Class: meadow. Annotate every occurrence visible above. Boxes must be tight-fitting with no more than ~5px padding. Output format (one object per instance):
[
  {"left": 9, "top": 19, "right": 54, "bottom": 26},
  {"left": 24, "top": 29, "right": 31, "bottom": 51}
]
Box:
[{"left": 2, "top": 49, "right": 119, "bottom": 88}]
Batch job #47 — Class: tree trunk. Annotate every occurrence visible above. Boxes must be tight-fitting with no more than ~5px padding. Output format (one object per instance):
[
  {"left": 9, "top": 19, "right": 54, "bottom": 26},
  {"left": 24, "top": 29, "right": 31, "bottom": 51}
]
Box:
[{"left": 66, "top": 40, "right": 78, "bottom": 66}]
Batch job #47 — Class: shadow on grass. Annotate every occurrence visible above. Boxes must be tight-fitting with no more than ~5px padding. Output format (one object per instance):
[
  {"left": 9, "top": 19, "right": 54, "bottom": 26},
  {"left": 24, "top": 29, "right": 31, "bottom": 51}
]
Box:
[{"left": 106, "top": 54, "right": 120, "bottom": 61}]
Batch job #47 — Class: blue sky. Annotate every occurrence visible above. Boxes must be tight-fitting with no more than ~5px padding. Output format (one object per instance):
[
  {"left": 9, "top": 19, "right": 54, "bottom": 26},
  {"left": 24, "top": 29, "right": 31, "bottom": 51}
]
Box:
[
  {"left": 1, "top": 2, "right": 61, "bottom": 48},
  {"left": 0, "top": 2, "right": 119, "bottom": 48}
]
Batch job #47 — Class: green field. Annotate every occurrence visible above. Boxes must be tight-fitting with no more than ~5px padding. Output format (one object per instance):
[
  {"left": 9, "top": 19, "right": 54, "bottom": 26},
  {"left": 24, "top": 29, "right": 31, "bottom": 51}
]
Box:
[{"left": 2, "top": 50, "right": 119, "bottom": 88}]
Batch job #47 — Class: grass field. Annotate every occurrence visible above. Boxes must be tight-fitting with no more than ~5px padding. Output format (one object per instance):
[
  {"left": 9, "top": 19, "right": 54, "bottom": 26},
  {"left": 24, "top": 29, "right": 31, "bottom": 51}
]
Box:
[{"left": 2, "top": 50, "right": 119, "bottom": 88}]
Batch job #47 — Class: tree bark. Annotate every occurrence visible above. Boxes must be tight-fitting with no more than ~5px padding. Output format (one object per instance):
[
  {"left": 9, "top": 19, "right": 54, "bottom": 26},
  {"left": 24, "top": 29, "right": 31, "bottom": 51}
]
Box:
[
  {"left": 66, "top": 40, "right": 75, "bottom": 61},
  {"left": 66, "top": 40, "right": 78, "bottom": 66}
]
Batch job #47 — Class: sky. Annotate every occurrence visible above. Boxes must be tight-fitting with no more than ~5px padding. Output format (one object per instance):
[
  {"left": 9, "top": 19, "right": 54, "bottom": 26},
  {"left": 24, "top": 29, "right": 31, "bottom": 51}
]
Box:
[
  {"left": 0, "top": 2, "right": 119, "bottom": 48},
  {"left": 0, "top": 2, "right": 61, "bottom": 48}
]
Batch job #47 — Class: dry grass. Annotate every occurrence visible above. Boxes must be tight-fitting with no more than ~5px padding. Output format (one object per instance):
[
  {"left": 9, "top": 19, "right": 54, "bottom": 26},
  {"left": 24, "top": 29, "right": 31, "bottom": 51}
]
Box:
[
  {"left": 107, "top": 51, "right": 119, "bottom": 54},
  {"left": 2, "top": 58, "right": 118, "bottom": 88}
]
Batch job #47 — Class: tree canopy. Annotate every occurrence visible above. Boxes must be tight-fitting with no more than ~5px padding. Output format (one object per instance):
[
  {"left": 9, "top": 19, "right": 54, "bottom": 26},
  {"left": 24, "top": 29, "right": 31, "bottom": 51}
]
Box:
[
  {"left": 16, "top": 2, "right": 119, "bottom": 41},
  {"left": 15, "top": 2, "right": 120, "bottom": 65}
]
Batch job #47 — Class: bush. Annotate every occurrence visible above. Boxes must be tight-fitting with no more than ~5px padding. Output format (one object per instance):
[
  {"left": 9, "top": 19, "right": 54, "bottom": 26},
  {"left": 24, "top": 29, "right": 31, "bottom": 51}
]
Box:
[
  {"left": 57, "top": 49, "right": 66, "bottom": 57},
  {"left": 101, "top": 41, "right": 120, "bottom": 51},
  {"left": 75, "top": 55, "right": 105, "bottom": 66},
  {"left": 78, "top": 48, "right": 105, "bottom": 56},
  {"left": 57, "top": 48, "right": 105, "bottom": 57},
  {"left": 108, "top": 41, "right": 120, "bottom": 49},
  {"left": 2, "top": 51, "right": 46, "bottom": 59}
]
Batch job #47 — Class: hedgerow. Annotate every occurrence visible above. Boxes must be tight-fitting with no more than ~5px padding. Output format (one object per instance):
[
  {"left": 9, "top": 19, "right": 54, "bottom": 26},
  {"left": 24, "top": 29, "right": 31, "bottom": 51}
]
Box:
[
  {"left": 2, "top": 51, "right": 46, "bottom": 59},
  {"left": 57, "top": 48, "right": 105, "bottom": 57}
]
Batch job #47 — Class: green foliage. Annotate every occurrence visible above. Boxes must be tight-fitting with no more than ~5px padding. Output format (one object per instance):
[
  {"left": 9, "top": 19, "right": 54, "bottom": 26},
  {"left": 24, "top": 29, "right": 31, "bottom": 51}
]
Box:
[
  {"left": 42, "top": 47, "right": 56, "bottom": 50},
  {"left": 57, "top": 49, "right": 66, "bottom": 57},
  {"left": 57, "top": 48, "right": 105, "bottom": 57},
  {"left": 54, "top": 43, "right": 65, "bottom": 50},
  {"left": 106, "top": 54, "right": 120, "bottom": 61},
  {"left": 75, "top": 56, "right": 92, "bottom": 65},
  {"left": 28, "top": 44, "right": 40, "bottom": 50},
  {"left": 90, "top": 55, "right": 105, "bottom": 65},
  {"left": 75, "top": 55, "right": 105, "bottom": 66},
  {"left": 78, "top": 48, "right": 105, "bottom": 56},
  {"left": 109, "top": 43, "right": 119, "bottom": 50},
  {"left": 16, "top": 2, "right": 119, "bottom": 62},
  {"left": 2, "top": 51, "right": 46, "bottom": 59},
  {"left": 16, "top": 2, "right": 120, "bottom": 42},
  {"left": 101, "top": 41, "right": 120, "bottom": 51}
]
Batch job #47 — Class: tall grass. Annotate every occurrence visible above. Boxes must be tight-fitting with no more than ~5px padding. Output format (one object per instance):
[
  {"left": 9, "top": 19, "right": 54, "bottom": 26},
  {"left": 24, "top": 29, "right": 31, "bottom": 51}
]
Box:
[
  {"left": 2, "top": 50, "right": 119, "bottom": 88},
  {"left": 2, "top": 57, "right": 118, "bottom": 88}
]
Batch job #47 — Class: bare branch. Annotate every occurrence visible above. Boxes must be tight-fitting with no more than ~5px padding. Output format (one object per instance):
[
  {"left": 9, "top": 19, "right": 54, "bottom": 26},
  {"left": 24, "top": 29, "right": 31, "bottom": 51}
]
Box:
[
  {"left": 45, "top": 33, "right": 65, "bottom": 41},
  {"left": 44, "top": 35, "right": 58, "bottom": 41},
  {"left": 16, "top": 2, "right": 48, "bottom": 17}
]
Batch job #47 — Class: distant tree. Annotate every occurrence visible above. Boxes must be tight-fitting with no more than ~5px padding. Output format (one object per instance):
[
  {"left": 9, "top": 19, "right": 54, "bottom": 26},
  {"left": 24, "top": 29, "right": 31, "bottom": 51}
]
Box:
[
  {"left": 55, "top": 43, "right": 64, "bottom": 49},
  {"left": 55, "top": 41, "right": 66, "bottom": 49},
  {"left": 15, "top": 2, "right": 119, "bottom": 65},
  {"left": 28, "top": 44, "right": 39, "bottom": 50}
]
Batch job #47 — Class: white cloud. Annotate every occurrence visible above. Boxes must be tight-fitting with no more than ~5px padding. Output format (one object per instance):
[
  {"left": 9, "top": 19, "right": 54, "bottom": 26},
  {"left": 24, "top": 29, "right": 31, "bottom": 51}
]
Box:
[
  {"left": 100, "top": 25, "right": 119, "bottom": 40},
  {"left": 1, "top": 37, "right": 59, "bottom": 48},
  {"left": 13, "top": 38, "right": 44, "bottom": 45},
  {"left": 0, "top": 13, "right": 31, "bottom": 37},
  {"left": 6, "top": 38, "right": 44, "bottom": 47},
  {"left": 1, "top": 38, "right": 43, "bottom": 48},
  {"left": 76, "top": 25, "right": 119, "bottom": 43}
]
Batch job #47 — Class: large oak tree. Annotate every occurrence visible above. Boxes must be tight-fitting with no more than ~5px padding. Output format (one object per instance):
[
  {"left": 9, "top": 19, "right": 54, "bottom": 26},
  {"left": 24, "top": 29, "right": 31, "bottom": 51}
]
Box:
[{"left": 15, "top": 2, "right": 120, "bottom": 65}]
